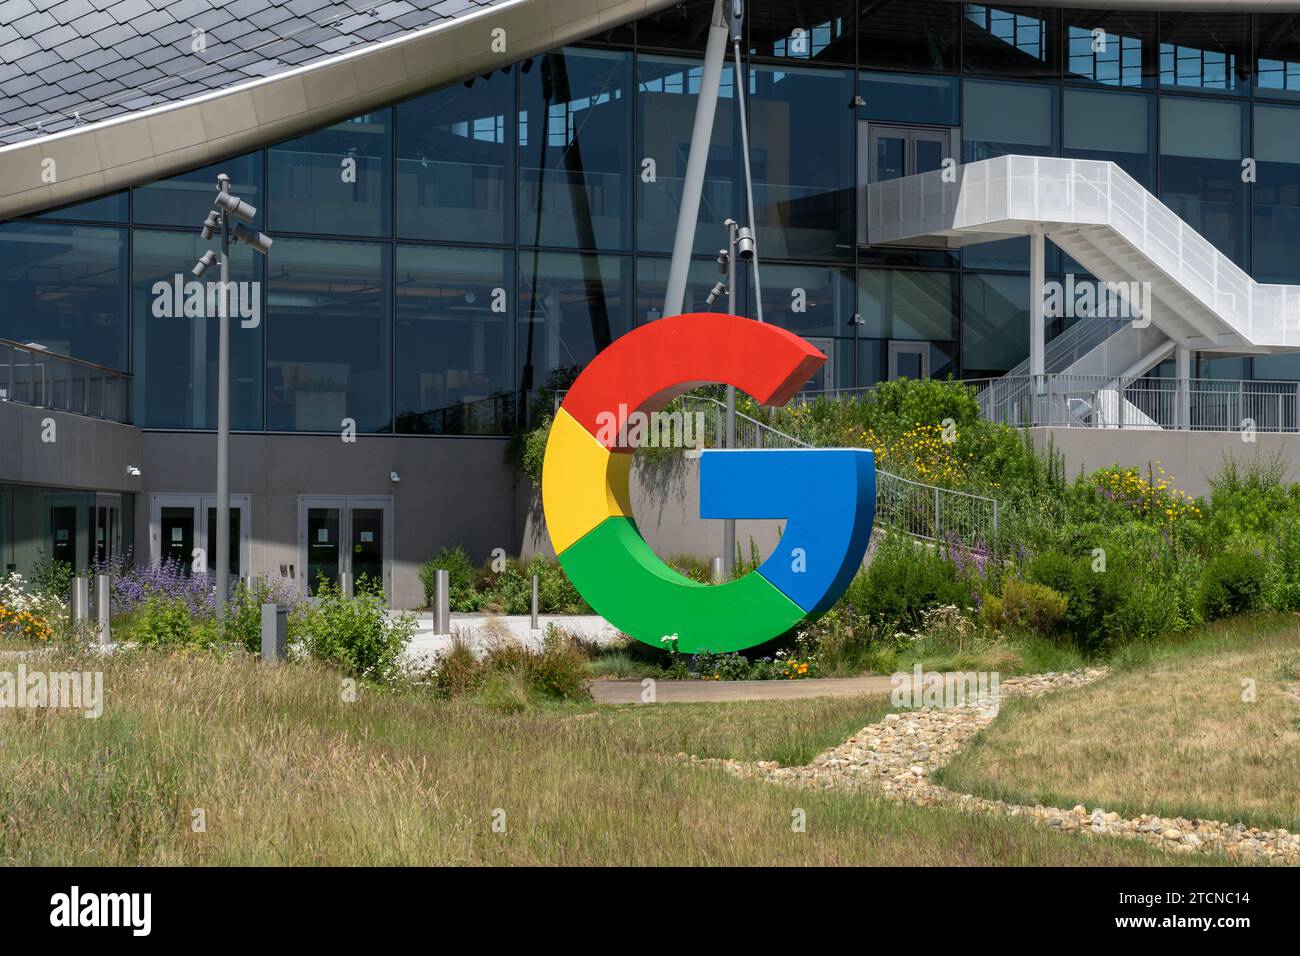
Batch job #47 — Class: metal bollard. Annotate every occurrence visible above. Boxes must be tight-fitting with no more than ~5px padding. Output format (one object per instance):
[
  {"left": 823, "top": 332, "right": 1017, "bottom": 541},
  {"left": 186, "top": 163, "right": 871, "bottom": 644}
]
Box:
[
  {"left": 433, "top": 569, "right": 450, "bottom": 635},
  {"left": 530, "top": 573, "right": 539, "bottom": 631},
  {"left": 260, "top": 603, "right": 287, "bottom": 663},
  {"left": 96, "top": 573, "right": 111, "bottom": 646},
  {"left": 710, "top": 556, "right": 725, "bottom": 584},
  {"left": 71, "top": 576, "right": 90, "bottom": 628}
]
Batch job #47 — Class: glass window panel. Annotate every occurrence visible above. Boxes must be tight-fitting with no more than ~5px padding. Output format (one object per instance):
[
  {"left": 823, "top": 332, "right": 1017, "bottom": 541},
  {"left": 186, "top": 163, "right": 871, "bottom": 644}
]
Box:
[
  {"left": 131, "top": 230, "right": 262, "bottom": 430},
  {"left": 1253, "top": 353, "right": 1300, "bottom": 380},
  {"left": 1159, "top": 13, "right": 1249, "bottom": 96},
  {"left": 266, "top": 239, "right": 390, "bottom": 432},
  {"left": 1159, "top": 96, "right": 1248, "bottom": 266},
  {"left": 518, "top": 251, "right": 632, "bottom": 424},
  {"left": 860, "top": 0, "right": 959, "bottom": 73},
  {"left": 961, "top": 272, "right": 1030, "bottom": 377},
  {"left": 31, "top": 190, "right": 128, "bottom": 224},
  {"left": 963, "top": 79, "right": 1059, "bottom": 161},
  {"left": 635, "top": 257, "right": 725, "bottom": 321},
  {"left": 1254, "top": 103, "right": 1300, "bottom": 283},
  {"left": 857, "top": 71, "right": 960, "bottom": 126},
  {"left": 857, "top": 269, "right": 958, "bottom": 341},
  {"left": 0, "top": 222, "right": 128, "bottom": 370},
  {"left": 1063, "top": 88, "right": 1155, "bottom": 188},
  {"left": 749, "top": 64, "right": 855, "bottom": 259},
  {"left": 519, "top": 48, "right": 632, "bottom": 251},
  {"left": 748, "top": 0, "right": 855, "bottom": 64},
  {"left": 753, "top": 263, "right": 855, "bottom": 338},
  {"left": 1064, "top": 10, "right": 1156, "bottom": 88},
  {"left": 1256, "top": 15, "right": 1300, "bottom": 101},
  {"left": 962, "top": 4, "right": 1060, "bottom": 79},
  {"left": 133, "top": 152, "right": 262, "bottom": 229},
  {"left": 394, "top": 245, "right": 515, "bottom": 436},
  {"left": 636, "top": 53, "right": 739, "bottom": 255},
  {"left": 268, "top": 110, "right": 391, "bottom": 237},
  {"left": 396, "top": 71, "right": 514, "bottom": 244}
]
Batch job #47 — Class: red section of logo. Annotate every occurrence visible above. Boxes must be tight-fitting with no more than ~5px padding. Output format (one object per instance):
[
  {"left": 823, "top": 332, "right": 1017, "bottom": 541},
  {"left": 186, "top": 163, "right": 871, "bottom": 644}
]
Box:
[{"left": 559, "top": 312, "right": 826, "bottom": 453}]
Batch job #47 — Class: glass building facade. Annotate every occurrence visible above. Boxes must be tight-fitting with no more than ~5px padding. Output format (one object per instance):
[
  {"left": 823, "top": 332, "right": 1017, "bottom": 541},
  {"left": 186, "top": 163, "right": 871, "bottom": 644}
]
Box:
[{"left": 11, "top": 2, "right": 1300, "bottom": 437}]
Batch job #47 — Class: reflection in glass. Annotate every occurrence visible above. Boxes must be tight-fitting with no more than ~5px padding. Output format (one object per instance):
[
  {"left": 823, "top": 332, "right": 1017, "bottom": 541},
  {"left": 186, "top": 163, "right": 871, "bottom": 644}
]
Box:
[
  {"left": 635, "top": 257, "right": 725, "bottom": 321},
  {"left": 132, "top": 230, "right": 262, "bottom": 429},
  {"left": 1256, "top": 15, "right": 1300, "bottom": 100},
  {"left": 636, "top": 54, "right": 738, "bottom": 255},
  {"left": 962, "top": 272, "right": 1030, "bottom": 377},
  {"left": 269, "top": 111, "right": 391, "bottom": 237},
  {"left": 962, "top": 4, "right": 1059, "bottom": 78},
  {"left": 1160, "top": 97, "right": 1247, "bottom": 265},
  {"left": 0, "top": 222, "right": 128, "bottom": 370},
  {"left": 857, "top": 269, "right": 959, "bottom": 342},
  {"left": 266, "top": 239, "right": 391, "bottom": 432},
  {"left": 31, "top": 190, "right": 128, "bottom": 224},
  {"left": 755, "top": 263, "right": 855, "bottom": 338},
  {"left": 1064, "top": 10, "right": 1155, "bottom": 88},
  {"left": 396, "top": 72, "right": 513, "bottom": 244},
  {"left": 519, "top": 48, "right": 632, "bottom": 251},
  {"left": 860, "top": 1, "right": 958, "bottom": 73},
  {"left": 133, "top": 153, "right": 262, "bottom": 229},
  {"left": 750, "top": 64, "right": 854, "bottom": 259},
  {"left": 748, "top": 0, "right": 855, "bottom": 64},
  {"left": 518, "top": 252, "right": 632, "bottom": 424},
  {"left": 1159, "top": 13, "right": 1249, "bottom": 95},
  {"left": 395, "top": 246, "right": 515, "bottom": 435}
]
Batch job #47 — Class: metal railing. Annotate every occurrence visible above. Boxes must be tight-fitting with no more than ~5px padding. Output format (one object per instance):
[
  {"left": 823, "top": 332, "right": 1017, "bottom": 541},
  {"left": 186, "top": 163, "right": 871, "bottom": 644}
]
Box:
[
  {"left": 674, "top": 395, "right": 999, "bottom": 550},
  {"left": 0, "top": 338, "right": 132, "bottom": 423},
  {"left": 964, "top": 374, "right": 1300, "bottom": 432}
]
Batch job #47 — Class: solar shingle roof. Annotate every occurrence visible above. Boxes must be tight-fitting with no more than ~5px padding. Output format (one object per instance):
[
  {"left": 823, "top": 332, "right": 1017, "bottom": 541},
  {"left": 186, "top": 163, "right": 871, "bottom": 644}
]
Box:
[{"left": 0, "top": 0, "right": 511, "bottom": 146}]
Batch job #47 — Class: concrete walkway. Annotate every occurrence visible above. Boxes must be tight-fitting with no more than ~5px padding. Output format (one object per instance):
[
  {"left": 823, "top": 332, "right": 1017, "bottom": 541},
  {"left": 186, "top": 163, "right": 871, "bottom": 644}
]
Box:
[{"left": 590, "top": 674, "right": 899, "bottom": 704}]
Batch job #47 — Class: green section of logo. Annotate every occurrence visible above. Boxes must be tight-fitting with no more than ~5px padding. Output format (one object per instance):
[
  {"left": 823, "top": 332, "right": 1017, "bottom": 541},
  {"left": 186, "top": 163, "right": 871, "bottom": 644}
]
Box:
[{"left": 558, "top": 516, "right": 806, "bottom": 654}]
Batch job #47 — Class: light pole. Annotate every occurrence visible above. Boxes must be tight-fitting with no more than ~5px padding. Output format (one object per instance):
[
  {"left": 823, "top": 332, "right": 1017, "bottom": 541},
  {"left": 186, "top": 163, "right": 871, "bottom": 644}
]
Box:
[{"left": 193, "top": 174, "right": 272, "bottom": 621}]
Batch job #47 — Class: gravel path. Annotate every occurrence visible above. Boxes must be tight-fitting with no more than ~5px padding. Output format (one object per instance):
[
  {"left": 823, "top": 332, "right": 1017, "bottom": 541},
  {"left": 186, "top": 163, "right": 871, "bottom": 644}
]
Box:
[{"left": 685, "top": 668, "right": 1300, "bottom": 865}]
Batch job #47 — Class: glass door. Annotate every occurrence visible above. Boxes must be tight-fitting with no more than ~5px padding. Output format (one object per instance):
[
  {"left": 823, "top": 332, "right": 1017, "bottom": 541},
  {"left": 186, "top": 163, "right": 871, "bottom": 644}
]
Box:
[
  {"left": 302, "top": 499, "right": 344, "bottom": 596},
  {"left": 860, "top": 123, "right": 957, "bottom": 245},
  {"left": 888, "top": 341, "right": 931, "bottom": 380},
  {"left": 94, "top": 494, "right": 122, "bottom": 566},
  {"left": 47, "top": 501, "right": 79, "bottom": 570},
  {"left": 151, "top": 495, "right": 251, "bottom": 575},
  {"left": 802, "top": 337, "right": 836, "bottom": 394},
  {"left": 299, "top": 497, "right": 393, "bottom": 602}
]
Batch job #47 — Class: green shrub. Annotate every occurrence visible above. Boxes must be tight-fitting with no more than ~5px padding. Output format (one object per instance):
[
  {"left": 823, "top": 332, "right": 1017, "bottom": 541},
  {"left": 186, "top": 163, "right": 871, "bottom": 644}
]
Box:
[
  {"left": 1024, "top": 550, "right": 1119, "bottom": 652},
  {"left": 432, "top": 626, "right": 591, "bottom": 705},
  {"left": 29, "top": 556, "right": 73, "bottom": 603},
  {"left": 421, "top": 545, "right": 479, "bottom": 611},
  {"left": 1198, "top": 551, "right": 1267, "bottom": 622},
  {"left": 298, "top": 577, "right": 414, "bottom": 684},
  {"left": 845, "top": 533, "right": 968, "bottom": 629},
  {"left": 129, "top": 595, "right": 216, "bottom": 648},
  {"left": 982, "top": 578, "right": 1068, "bottom": 637}
]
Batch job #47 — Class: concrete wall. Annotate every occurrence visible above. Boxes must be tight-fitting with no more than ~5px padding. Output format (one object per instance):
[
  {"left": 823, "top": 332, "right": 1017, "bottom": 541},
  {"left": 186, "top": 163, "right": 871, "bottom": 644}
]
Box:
[
  {"left": 1030, "top": 427, "right": 1300, "bottom": 498},
  {"left": 0, "top": 401, "right": 143, "bottom": 493},
  {"left": 138, "top": 432, "right": 519, "bottom": 608}
]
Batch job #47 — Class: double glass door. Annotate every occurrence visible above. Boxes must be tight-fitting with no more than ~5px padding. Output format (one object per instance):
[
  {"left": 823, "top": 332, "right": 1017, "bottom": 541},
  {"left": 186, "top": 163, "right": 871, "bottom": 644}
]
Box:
[
  {"left": 93, "top": 494, "right": 123, "bottom": 565},
  {"left": 298, "top": 497, "right": 392, "bottom": 600},
  {"left": 859, "top": 122, "right": 956, "bottom": 245},
  {"left": 150, "top": 494, "right": 250, "bottom": 577}
]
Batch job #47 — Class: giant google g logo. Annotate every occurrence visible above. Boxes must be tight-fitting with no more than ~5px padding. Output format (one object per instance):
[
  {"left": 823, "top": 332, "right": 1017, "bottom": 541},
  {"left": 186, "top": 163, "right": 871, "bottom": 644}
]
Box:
[{"left": 542, "top": 313, "right": 876, "bottom": 653}]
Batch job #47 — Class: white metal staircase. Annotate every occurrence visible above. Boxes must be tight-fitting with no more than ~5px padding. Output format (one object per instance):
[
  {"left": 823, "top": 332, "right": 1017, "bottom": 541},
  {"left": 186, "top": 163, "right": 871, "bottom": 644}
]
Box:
[
  {"left": 870, "top": 155, "right": 1300, "bottom": 351},
  {"left": 868, "top": 155, "right": 1300, "bottom": 429}
]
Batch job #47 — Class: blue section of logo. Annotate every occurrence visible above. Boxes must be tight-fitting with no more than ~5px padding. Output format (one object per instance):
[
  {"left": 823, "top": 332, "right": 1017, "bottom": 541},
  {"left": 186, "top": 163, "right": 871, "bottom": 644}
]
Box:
[{"left": 698, "top": 448, "right": 877, "bottom": 614}]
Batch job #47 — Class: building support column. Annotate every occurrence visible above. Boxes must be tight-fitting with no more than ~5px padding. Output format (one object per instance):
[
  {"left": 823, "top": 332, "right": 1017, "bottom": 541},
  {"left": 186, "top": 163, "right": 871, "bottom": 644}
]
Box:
[
  {"left": 1029, "top": 228, "right": 1046, "bottom": 421},
  {"left": 663, "top": 0, "right": 728, "bottom": 317},
  {"left": 1176, "top": 345, "right": 1191, "bottom": 430}
]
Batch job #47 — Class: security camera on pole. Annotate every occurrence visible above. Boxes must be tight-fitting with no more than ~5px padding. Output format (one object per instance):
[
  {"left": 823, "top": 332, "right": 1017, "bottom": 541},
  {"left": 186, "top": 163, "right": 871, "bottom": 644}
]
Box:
[{"left": 193, "top": 175, "right": 272, "bottom": 621}]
